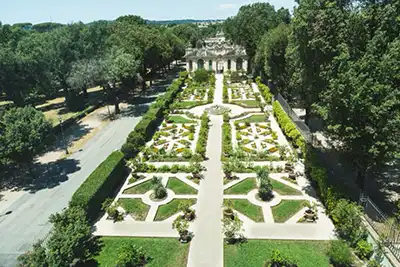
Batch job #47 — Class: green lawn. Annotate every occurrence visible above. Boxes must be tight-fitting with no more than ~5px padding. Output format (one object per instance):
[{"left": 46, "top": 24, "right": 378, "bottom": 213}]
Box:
[
  {"left": 117, "top": 198, "right": 150, "bottom": 221},
  {"left": 236, "top": 114, "right": 266, "bottom": 123},
  {"left": 270, "top": 179, "right": 302, "bottom": 195},
  {"left": 123, "top": 180, "right": 153, "bottom": 194},
  {"left": 224, "top": 178, "right": 256, "bottom": 195},
  {"left": 167, "top": 115, "right": 195, "bottom": 124},
  {"left": 175, "top": 101, "right": 207, "bottom": 109},
  {"left": 231, "top": 99, "right": 260, "bottom": 108},
  {"left": 224, "top": 239, "right": 330, "bottom": 267},
  {"left": 155, "top": 199, "right": 197, "bottom": 221},
  {"left": 167, "top": 177, "right": 197, "bottom": 195},
  {"left": 95, "top": 237, "right": 190, "bottom": 267},
  {"left": 224, "top": 199, "right": 264, "bottom": 222},
  {"left": 271, "top": 200, "right": 307, "bottom": 223}
]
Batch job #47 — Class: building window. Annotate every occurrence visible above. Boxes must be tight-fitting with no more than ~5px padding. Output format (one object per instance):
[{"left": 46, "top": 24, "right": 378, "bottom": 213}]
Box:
[
  {"left": 189, "top": 60, "right": 193, "bottom": 71},
  {"left": 236, "top": 58, "right": 243, "bottom": 70},
  {"left": 228, "top": 59, "right": 231, "bottom": 70},
  {"left": 197, "top": 59, "right": 204, "bottom": 69},
  {"left": 209, "top": 60, "right": 212, "bottom": 70}
]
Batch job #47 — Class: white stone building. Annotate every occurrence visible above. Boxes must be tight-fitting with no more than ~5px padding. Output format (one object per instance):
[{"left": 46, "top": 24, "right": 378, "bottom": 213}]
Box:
[{"left": 184, "top": 32, "right": 248, "bottom": 73}]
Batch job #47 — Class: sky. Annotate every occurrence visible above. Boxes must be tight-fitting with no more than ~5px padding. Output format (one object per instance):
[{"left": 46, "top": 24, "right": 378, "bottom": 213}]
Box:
[{"left": 1, "top": 0, "right": 296, "bottom": 25}]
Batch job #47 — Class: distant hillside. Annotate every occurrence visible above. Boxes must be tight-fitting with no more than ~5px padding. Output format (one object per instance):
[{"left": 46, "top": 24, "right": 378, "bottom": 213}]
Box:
[{"left": 146, "top": 19, "right": 224, "bottom": 25}]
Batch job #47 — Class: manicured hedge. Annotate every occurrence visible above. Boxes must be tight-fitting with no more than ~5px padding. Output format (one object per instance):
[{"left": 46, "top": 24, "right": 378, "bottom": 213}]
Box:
[
  {"left": 256, "top": 76, "right": 272, "bottom": 103},
  {"left": 69, "top": 151, "right": 126, "bottom": 221},
  {"left": 272, "top": 100, "right": 306, "bottom": 155},
  {"left": 195, "top": 112, "right": 210, "bottom": 158},
  {"left": 221, "top": 117, "right": 232, "bottom": 161},
  {"left": 121, "top": 72, "right": 188, "bottom": 159}
]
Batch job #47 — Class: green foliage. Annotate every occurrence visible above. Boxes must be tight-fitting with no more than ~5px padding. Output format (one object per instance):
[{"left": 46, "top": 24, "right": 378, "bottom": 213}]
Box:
[
  {"left": 255, "top": 77, "right": 273, "bottom": 103},
  {"left": 355, "top": 239, "right": 373, "bottom": 261},
  {"left": 223, "top": 2, "right": 290, "bottom": 60},
  {"left": 17, "top": 240, "right": 48, "bottom": 267},
  {"left": 115, "top": 244, "right": 149, "bottom": 267},
  {"left": 272, "top": 101, "right": 305, "bottom": 155},
  {"left": 255, "top": 24, "right": 290, "bottom": 92},
  {"left": 193, "top": 69, "right": 210, "bottom": 83},
  {"left": 0, "top": 106, "right": 53, "bottom": 166},
  {"left": 195, "top": 112, "right": 210, "bottom": 158},
  {"left": 327, "top": 240, "right": 354, "bottom": 267},
  {"left": 222, "top": 216, "right": 244, "bottom": 244},
  {"left": 18, "top": 206, "right": 98, "bottom": 266},
  {"left": 122, "top": 75, "right": 187, "bottom": 159},
  {"left": 222, "top": 122, "right": 233, "bottom": 160},
  {"left": 331, "top": 199, "right": 367, "bottom": 246},
  {"left": 265, "top": 249, "right": 298, "bottom": 267},
  {"left": 257, "top": 168, "right": 273, "bottom": 201},
  {"left": 70, "top": 151, "right": 126, "bottom": 221}
]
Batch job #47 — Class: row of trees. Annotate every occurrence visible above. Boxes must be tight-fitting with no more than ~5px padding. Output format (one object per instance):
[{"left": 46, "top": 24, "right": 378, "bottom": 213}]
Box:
[
  {"left": 0, "top": 16, "right": 219, "bottom": 175},
  {"left": 0, "top": 16, "right": 218, "bottom": 110},
  {"left": 224, "top": 1, "right": 399, "bottom": 186}
]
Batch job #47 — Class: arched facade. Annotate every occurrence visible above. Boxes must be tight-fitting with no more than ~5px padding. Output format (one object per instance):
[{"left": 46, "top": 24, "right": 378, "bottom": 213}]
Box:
[
  {"left": 197, "top": 59, "right": 204, "bottom": 69},
  {"left": 184, "top": 31, "right": 248, "bottom": 73}
]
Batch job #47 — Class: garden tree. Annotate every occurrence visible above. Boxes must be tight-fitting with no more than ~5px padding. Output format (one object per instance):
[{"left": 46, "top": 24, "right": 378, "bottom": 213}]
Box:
[
  {"left": 331, "top": 199, "right": 367, "bottom": 245},
  {"left": 222, "top": 216, "right": 244, "bottom": 244},
  {"left": 80, "top": 20, "right": 111, "bottom": 58},
  {"left": 257, "top": 168, "right": 273, "bottom": 201},
  {"left": 192, "top": 69, "right": 210, "bottom": 83},
  {"left": 17, "top": 207, "right": 97, "bottom": 266},
  {"left": 316, "top": 0, "right": 400, "bottom": 184},
  {"left": 116, "top": 14, "right": 146, "bottom": 25},
  {"left": 48, "top": 23, "right": 87, "bottom": 110},
  {"left": 288, "top": 0, "right": 351, "bottom": 124},
  {"left": 45, "top": 207, "right": 98, "bottom": 266},
  {"left": 0, "top": 107, "right": 53, "bottom": 172},
  {"left": 17, "top": 240, "right": 48, "bottom": 267},
  {"left": 171, "top": 24, "right": 201, "bottom": 48},
  {"left": 97, "top": 49, "right": 140, "bottom": 114},
  {"left": 16, "top": 31, "right": 56, "bottom": 99},
  {"left": 115, "top": 244, "right": 149, "bottom": 266},
  {"left": 67, "top": 58, "right": 99, "bottom": 99},
  {"left": 255, "top": 23, "right": 290, "bottom": 96},
  {"left": 31, "top": 22, "right": 64, "bottom": 32},
  {"left": 223, "top": 2, "right": 290, "bottom": 66}
]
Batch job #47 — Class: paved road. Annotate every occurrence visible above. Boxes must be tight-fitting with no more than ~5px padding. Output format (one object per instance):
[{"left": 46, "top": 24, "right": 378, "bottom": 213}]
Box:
[{"left": 0, "top": 80, "right": 172, "bottom": 266}]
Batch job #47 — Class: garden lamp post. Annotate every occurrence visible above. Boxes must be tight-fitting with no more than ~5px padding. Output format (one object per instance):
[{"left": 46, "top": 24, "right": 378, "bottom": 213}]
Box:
[{"left": 58, "top": 115, "right": 69, "bottom": 154}]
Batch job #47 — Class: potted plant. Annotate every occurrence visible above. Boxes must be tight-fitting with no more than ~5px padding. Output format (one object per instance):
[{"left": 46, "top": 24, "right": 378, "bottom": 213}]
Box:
[
  {"left": 172, "top": 216, "right": 191, "bottom": 243},
  {"left": 179, "top": 201, "right": 196, "bottom": 221},
  {"left": 223, "top": 200, "right": 235, "bottom": 220},
  {"left": 222, "top": 216, "right": 244, "bottom": 244},
  {"left": 304, "top": 201, "right": 318, "bottom": 222}
]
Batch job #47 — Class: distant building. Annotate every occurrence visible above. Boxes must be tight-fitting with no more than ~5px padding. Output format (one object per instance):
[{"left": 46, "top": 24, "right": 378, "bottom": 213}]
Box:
[{"left": 184, "top": 31, "right": 248, "bottom": 73}]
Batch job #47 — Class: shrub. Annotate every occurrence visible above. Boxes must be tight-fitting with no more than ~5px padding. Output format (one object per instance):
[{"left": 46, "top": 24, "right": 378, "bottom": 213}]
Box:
[
  {"left": 222, "top": 122, "right": 232, "bottom": 160},
  {"left": 115, "top": 244, "right": 149, "bottom": 267},
  {"left": 222, "top": 216, "right": 244, "bottom": 244},
  {"left": 272, "top": 101, "right": 305, "bottom": 156},
  {"left": 355, "top": 239, "right": 374, "bottom": 260},
  {"left": 257, "top": 168, "right": 273, "bottom": 201},
  {"left": 265, "top": 249, "right": 298, "bottom": 267},
  {"left": 122, "top": 75, "right": 187, "bottom": 159},
  {"left": 195, "top": 112, "right": 210, "bottom": 158},
  {"left": 256, "top": 77, "right": 273, "bottom": 103},
  {"left": 327, "top": 240, "right": 354, "bottom": 267},
  {"left": 331, "top": 199, "right": 367, "bottom": 245},
  {"left": 193, "top": 69, "right": 210, "bottom": 83},
  {"left": 70, "top": 151, "right": 126, "bottom": 222}
]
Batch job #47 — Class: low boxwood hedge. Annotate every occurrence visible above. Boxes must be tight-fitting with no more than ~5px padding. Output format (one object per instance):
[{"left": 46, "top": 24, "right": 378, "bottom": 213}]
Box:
[
  {"left": 121, "top": 73, "right": 188, "bottom": 159},
  {"left": 272, "top": 100, "right": 306, "bottom": 155},
  {"left": 69, "top": 150, "right": 126, "bottom": 221}
]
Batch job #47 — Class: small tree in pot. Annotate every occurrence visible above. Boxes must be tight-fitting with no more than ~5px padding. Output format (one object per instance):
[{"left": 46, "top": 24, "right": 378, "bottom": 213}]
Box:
[
  {"left": 179, "top": 201, "right": 196, "bottom": 221},
  {"left": 304, "top": 201, "right": 318, "bottom": 222},
  {"left": 223, "top": 200, "right": 235, "bottom": 220},
  {"left": 172, "top": 216, "right": 191, "bottom": 243},
  {"left": 257, "top": 168, "right": 274, "bottom": 201},
  {"left": 222, "top": 216, "right": 244, "bottom": 244}
]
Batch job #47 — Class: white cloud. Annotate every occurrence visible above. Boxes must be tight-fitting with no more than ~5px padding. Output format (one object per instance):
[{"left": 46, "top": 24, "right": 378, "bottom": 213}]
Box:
[{"left": 219, "top": 3, "right": 237, "bottom": 9}]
